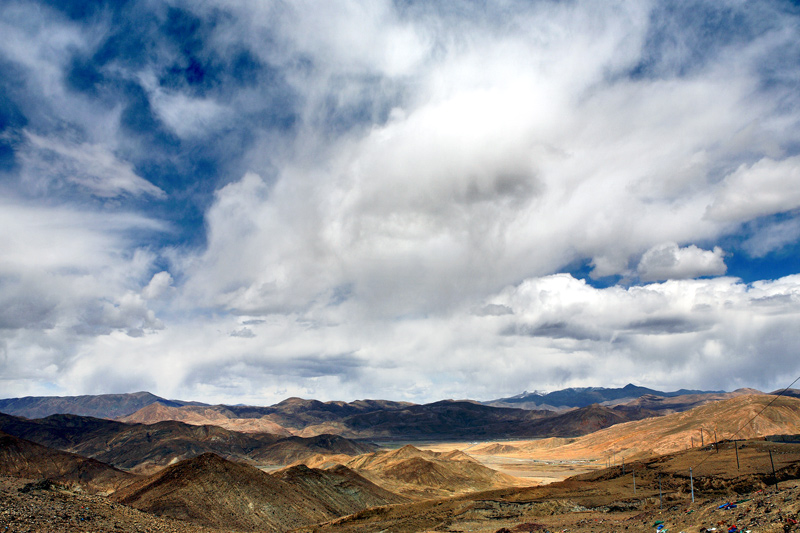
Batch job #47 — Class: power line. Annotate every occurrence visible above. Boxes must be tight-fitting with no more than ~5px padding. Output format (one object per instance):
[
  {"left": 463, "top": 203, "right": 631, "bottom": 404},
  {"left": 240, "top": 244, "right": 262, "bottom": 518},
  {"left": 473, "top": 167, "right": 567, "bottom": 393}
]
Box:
[{"left": 690, "top": 374, "right": 800, "bottom": 472}]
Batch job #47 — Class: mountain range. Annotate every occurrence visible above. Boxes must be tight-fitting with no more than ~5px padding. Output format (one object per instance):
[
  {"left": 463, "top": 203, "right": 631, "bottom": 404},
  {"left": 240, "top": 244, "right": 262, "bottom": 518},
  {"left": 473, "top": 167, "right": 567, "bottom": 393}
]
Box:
[
  {"left": 1, "top": 388, "right": 799, "bottom": 533},
  {"left": 0, "top": 384, "right": 731, "bottom": 420},
  {"left": 0, "top": 391, "right": 199, "bottom": 419},
  {"left": 484, "top": 383, "right": 728, "bottom": 409}
]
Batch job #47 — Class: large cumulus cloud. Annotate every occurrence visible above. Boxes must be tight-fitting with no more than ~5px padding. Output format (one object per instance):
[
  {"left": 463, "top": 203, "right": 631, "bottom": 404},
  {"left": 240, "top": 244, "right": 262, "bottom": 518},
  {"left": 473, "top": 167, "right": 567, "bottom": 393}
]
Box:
[{"left": 2, "top": 0, "right": 800, "bottom": 402}]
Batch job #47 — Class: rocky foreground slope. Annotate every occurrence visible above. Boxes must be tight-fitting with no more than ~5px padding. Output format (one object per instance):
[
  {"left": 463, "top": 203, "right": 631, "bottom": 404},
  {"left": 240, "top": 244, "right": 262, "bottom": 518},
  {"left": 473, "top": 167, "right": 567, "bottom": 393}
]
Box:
[{"left": 0, "top": 431, "right": 133, "bottom": 493}]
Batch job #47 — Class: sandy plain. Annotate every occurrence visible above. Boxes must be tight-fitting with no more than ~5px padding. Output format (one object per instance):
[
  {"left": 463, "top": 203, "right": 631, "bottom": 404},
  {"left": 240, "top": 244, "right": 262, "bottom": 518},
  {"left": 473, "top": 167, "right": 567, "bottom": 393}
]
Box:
[{"left": 413, "top": 440, "right": 604, "bottom": 485}]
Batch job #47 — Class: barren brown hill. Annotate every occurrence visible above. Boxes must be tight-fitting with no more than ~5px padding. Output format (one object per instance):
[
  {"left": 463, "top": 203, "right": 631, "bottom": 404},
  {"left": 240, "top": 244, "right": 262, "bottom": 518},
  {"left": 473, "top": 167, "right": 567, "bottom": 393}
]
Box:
[
  {"left": 0, "top": 430, "right": 135, "bottom": 493},
  {"left": 223, "top": 397, "right": 414, "bottom": 431},
  {"left": 497, "top": 393, "right": 800, "bottom": 462},
  {"left": 0, "top": 411, "right": 381, "bottom": 477},
  {"left": 0, "top": 475, "right": 230, "bottom": 533},
  {"left": 119, "top": 403, "right": 293, "bottom": 436},
  {"left": 112, "top": 452, "right": 409, "bottom": 532},
  {"left": 344, "top": 444, "right": 522, "bottom": 499},
  {"left": 298, "top": 453, "right": 362, "bottom": 469},
  {"left": 297, "top": 400, "right": 656, "bottom": 440},
  {"left": 0, "top": 391, "right": 197, "bottom": 420},
  {"left": 0, "top": 412, "right": 284, "bottom": 473},
  {"left": 616, "top": 388, "right": 761, "bottom": 414},
  {"left": 113, "top": 452, "right": 337, "bottom": 531},
  {"left": 273, "top": 463, "right": 409, "bottom": 514},
  {"left": 251, "top": 434, "right": 378, "bottom": 465}
]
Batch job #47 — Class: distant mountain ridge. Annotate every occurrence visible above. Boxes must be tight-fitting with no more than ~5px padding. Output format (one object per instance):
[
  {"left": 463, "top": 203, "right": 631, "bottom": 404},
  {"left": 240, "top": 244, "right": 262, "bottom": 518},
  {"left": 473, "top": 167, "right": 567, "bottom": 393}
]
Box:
[
  {"left": 486, "top": 383, "right": 728, "bottom": 409},
  {"left": 0, "top": 391, "right": 202, "bottom": 419},
  {"left": 0, "top": 384, "right": 734, "bottom": 421},
  {"left": 0, "top": 412, "right": 377, "bottom": 473},
  {"left": 0, "top": 385, "right": 743, "bottom": 442}
]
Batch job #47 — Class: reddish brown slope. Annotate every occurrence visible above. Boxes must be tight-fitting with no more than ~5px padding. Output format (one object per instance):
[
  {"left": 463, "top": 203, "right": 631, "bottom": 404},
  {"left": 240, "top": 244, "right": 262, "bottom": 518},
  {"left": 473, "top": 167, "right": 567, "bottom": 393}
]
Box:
[
  {"left": 120, "top": 403, "right": 293, "bottom": 436},
  {"left": 345, "top": 445, "right": 521, "bottom": 499},
  {"left": 273, "top": 463, "right": 408, "bottom": 514},
  {"left": 0, "top": 430, "right": 134, "bottom": 493},
  {"left": 112, "top": 453, "right": 334, "bottom": 531},
  {"left": 516, "top": 394, "right": 800, "bottom": 461}
]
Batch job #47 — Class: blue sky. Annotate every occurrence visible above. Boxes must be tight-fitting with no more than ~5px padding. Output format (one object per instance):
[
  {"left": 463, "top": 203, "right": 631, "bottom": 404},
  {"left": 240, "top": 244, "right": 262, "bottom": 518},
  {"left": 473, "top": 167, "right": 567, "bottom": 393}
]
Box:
[{"left": 1, "top": 0, "right": 800, "bottom": 404}]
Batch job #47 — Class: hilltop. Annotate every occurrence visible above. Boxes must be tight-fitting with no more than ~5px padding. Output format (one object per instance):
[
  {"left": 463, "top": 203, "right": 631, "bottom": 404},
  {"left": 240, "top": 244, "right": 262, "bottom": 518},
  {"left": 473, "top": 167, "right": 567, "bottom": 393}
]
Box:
[
  {"left": 343, "top": 444, "right": 522, "bottom": 499},
  {"left": 112, "top": 452, "right": 406, "bottom": 531},
  {"left": 119, "top": 402, "right": 294, "bottom": 435},
  {"left": 0, "top": 412, "right": 376, "bottom": 474},
  {"left": 0, "top": 391, "right": 199, "bottom": 420},
  {"left": 0, "top": 430, "right": 134, "bottom": 493},
  {"left": 470, "top": 394, "right": 800, "bottom": 463}
]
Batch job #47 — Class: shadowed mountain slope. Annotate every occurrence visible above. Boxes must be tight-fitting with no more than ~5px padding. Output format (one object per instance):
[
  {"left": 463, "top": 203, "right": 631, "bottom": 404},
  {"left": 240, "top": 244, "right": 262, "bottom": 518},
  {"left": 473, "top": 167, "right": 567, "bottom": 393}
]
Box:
[
  {"left": 0, "top": 412, "right": 377, "bottom": 473},
  {"left": 0, "top": 391, "right": 199, "bottom": 419},
  {"left": 273, "top": 463, "right": 409, "bottom": 513},
  {"left": 119, "top": 402, "right": 293, "bottom": 436},
  {"left": 486, "top": 383, "right": 729, "bottom": 410},
  {"left": 251, "top": 434, "right": 378, "bottom": 464},
  {"left": 478, "top": 394, "right": 800, "bottom": 462},
  {"left": 301, "top": 400, "right": 657, "bottom": 440},
  {"left": 112, "top": 453, "right": 331, "bottom": 531},
  {"left": 344, "top": 444, "right": 520, "bottom": 499},
  {"left": 225, "top": 397, "right": 415, "bottom": 430},
  {"left": 112, "top": 453, "right": 406, "bottom": 531},
  {"left": 117, "top": 398, "right": 654, "bottom": 441},
  {"left": 0, "top": 413, "right": 281, "bottom": 472},
  {"left": 0, "top": 430, "right": 134, "bottom": 493}
]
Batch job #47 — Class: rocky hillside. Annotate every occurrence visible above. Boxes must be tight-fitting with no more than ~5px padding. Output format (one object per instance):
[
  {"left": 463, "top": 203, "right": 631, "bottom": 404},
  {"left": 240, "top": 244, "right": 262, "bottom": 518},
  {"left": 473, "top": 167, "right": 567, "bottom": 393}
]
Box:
[
  {"left": 273, "top": 463, "right": 409, "bottom": 514},
  {"left": 112, "top": 452, "right": 405, "bottom": 531},
  {"left": 0, "top": 412, "right": 375, "bottom": 473},
  {"left": 344, "top": 444, "right": 520, "bottom": 499},
  {"left": 473, "top": 394, "right": 800, "bottom": 462},
  {"left": 0, "top": 431, "right": 134, "bottom": 493},
  {"left": 119, "top": 403, "right": 294, "bottom": 435},
  {"left": 0, "top": 391, "right": 196, "bottom": 419}
]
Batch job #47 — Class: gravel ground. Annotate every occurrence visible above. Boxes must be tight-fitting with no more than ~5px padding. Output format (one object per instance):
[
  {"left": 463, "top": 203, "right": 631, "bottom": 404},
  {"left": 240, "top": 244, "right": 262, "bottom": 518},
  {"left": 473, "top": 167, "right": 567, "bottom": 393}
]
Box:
[
  {"left": 486, "top": 480, "right": 800, "bottom": 533},
  {"left": 0, "top": 476, "right": 225, "bottom": 533}
]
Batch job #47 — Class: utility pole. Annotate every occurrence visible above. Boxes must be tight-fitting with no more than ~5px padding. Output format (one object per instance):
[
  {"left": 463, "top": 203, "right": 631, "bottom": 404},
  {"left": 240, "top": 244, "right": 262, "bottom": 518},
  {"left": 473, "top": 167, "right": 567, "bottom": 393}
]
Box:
[
  {"left": 714, "top": 430, "right": 718, "bottom": 453},
  {"left": 769, "top": 449, "right": 777, "bottom": 487},
  {"left": 690, "top": 467, "right": 695, "bottom": 503},
  {"left": 633, "top": 466, "right": 636, "bottom": 494},
  {"left": 735, "top": 441, "right": 740, "bottom": 470},
  {"left": 659, "top": 474, "right": 663, "bottom": 509},
  {"left": 700, "top": 429, "right": 704, "bottom": 447}
]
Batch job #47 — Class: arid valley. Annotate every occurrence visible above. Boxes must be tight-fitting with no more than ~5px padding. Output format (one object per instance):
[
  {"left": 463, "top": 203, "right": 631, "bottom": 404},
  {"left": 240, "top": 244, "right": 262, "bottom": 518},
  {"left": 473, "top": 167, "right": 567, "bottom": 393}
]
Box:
[{"left": 2, "top": 385, "right": 800, "bottom": 532}]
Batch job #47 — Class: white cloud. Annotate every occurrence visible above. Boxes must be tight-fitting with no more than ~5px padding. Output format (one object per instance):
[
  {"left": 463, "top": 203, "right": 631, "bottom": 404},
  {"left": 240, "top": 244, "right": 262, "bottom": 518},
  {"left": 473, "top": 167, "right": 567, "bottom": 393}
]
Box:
[
  {"left": 743, "top": 218, "right": 800, "bottom": 258},
  {"left": 274, "top": 0, "right": 429, "bottom": 78},
  {"left": 139, "top": 72, "right": 231, "bottom": 139},
  {"left": 142, "top": 271, "right": 175, "bottom": 300},
  {"left": 184, "top": 1, "right": 764, "bottom": 316},
  {"left": 0, "top": 201, "right": 167, "bottom": 392},
  {"left": 706, "top": 156, "right": 800, "bottom": 222},
  {"left": 40, "top": 272, "right": 800, "bottom": 403},
  {"left": 4, "top": 0, "right": 800, "bottom": 403},
  {"left": 22, "top": 132, "right": 165, "bottom": 198},
  {"left": 637, "top": 242, "right": 727, "bottom": 281}
]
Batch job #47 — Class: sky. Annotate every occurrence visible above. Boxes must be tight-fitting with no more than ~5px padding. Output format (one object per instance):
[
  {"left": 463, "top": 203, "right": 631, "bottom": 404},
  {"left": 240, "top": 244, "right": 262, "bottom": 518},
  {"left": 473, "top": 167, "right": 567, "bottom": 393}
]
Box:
[{"left": 1, "top": 0, "right": 800, "bottom": 405}]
